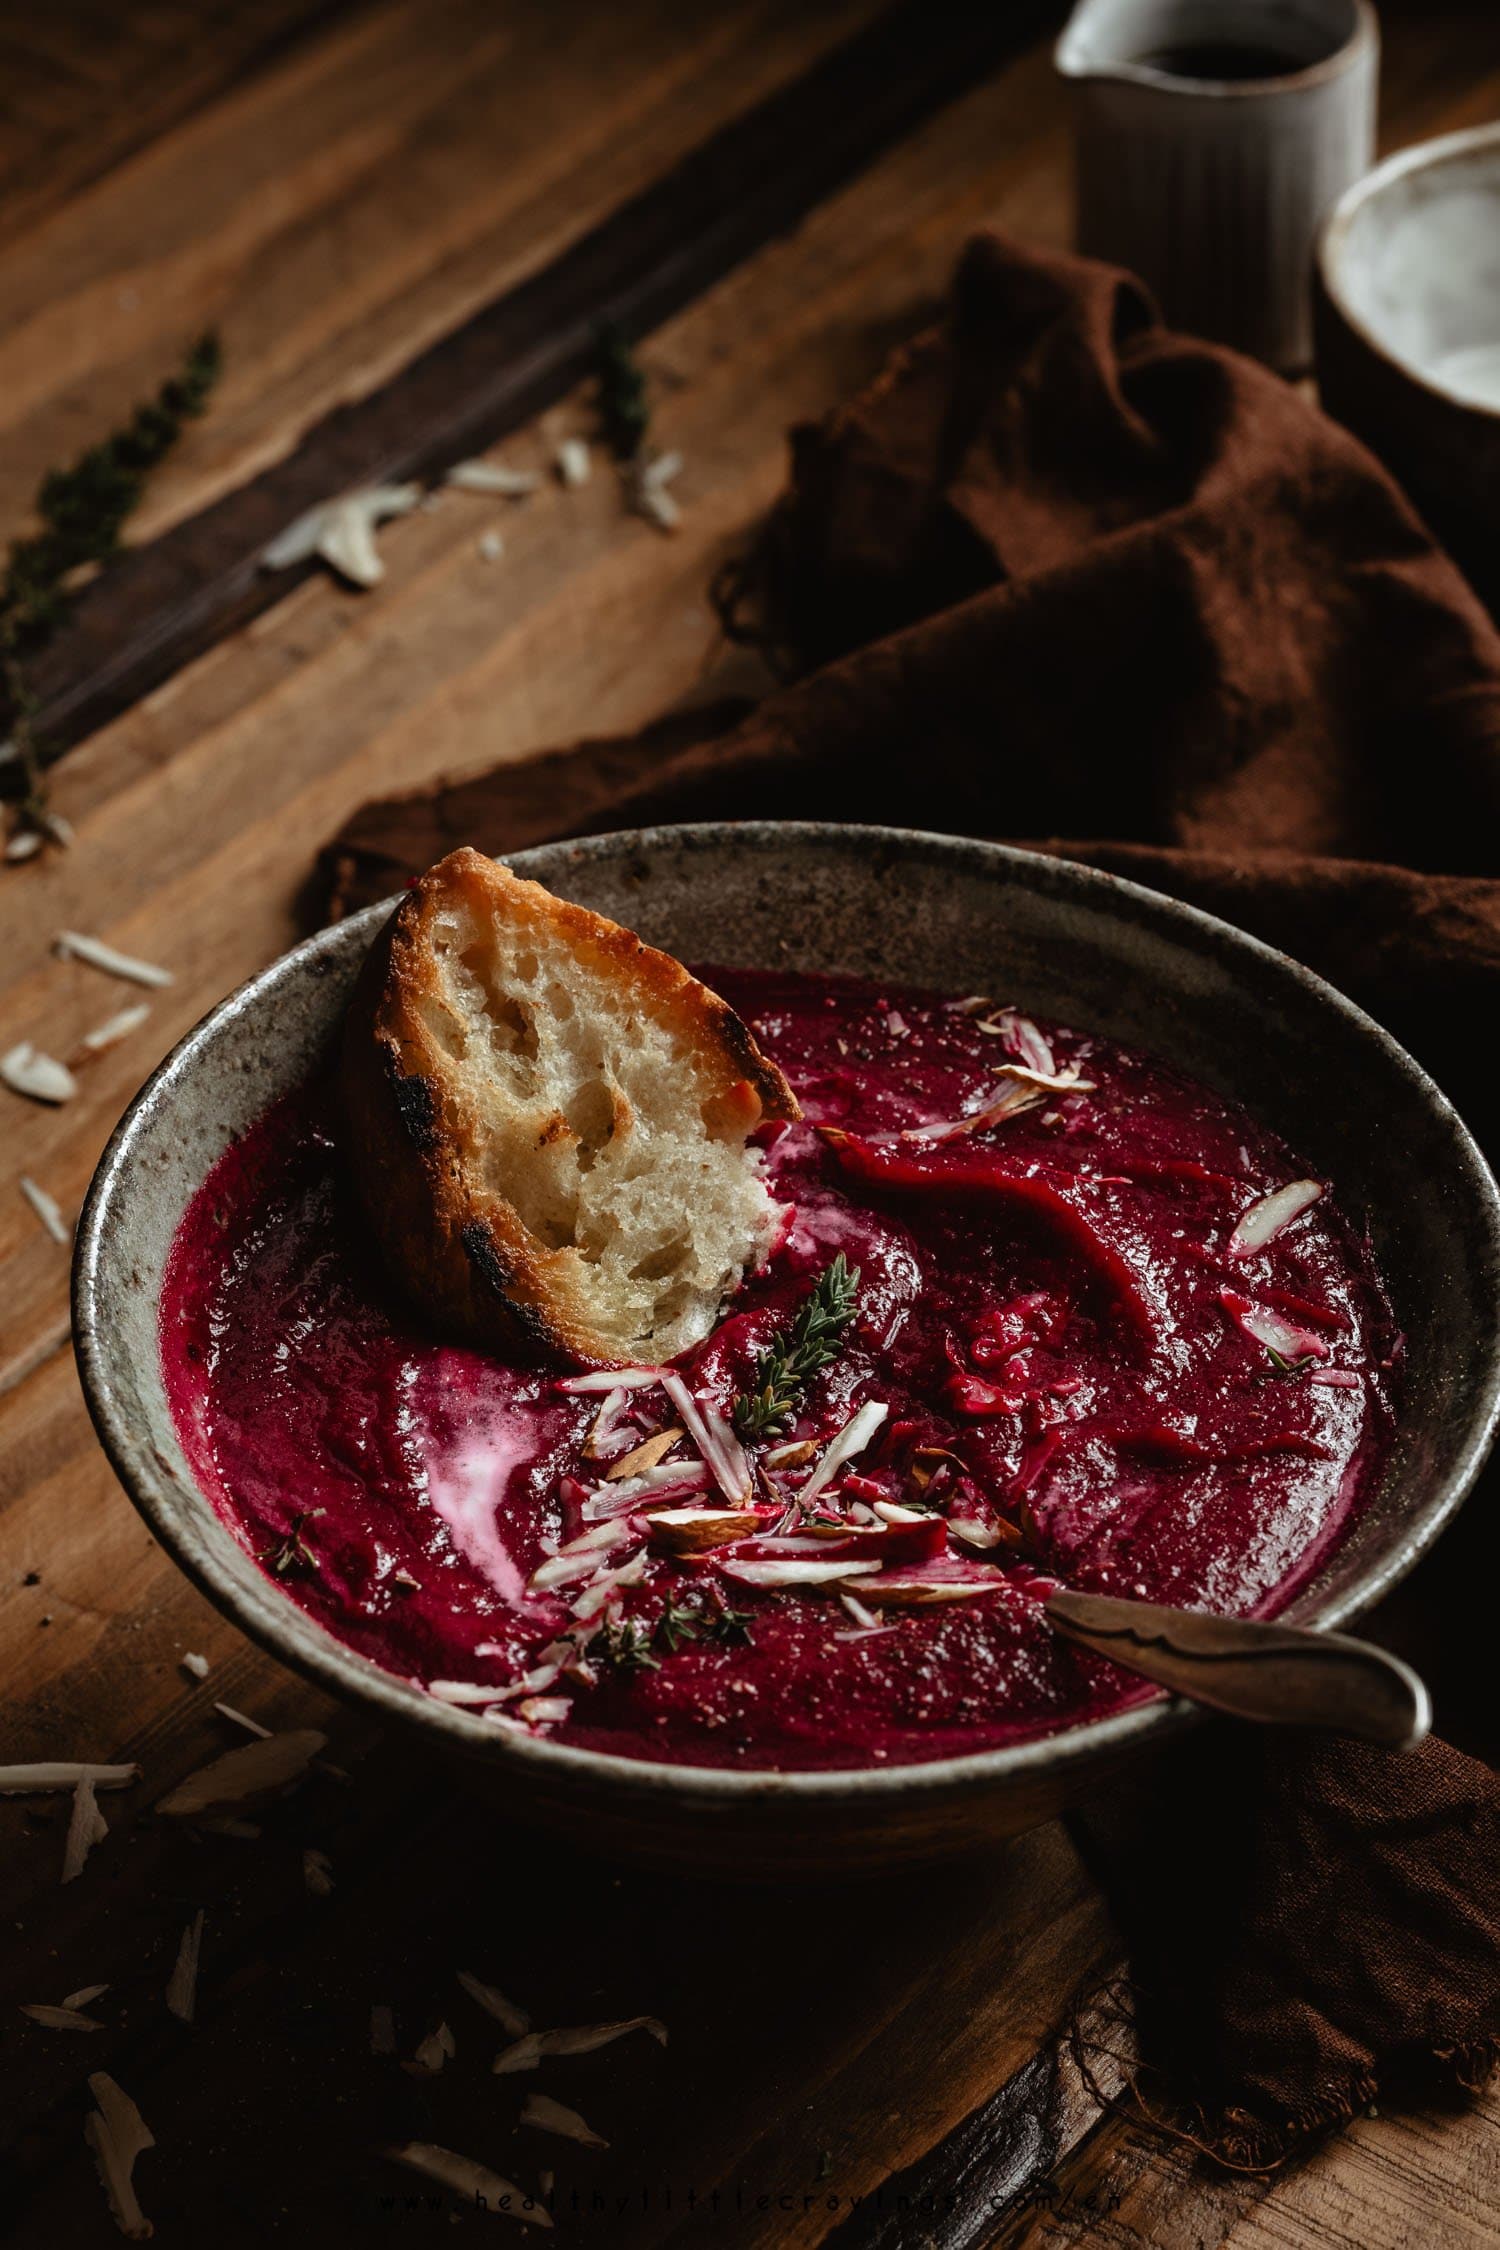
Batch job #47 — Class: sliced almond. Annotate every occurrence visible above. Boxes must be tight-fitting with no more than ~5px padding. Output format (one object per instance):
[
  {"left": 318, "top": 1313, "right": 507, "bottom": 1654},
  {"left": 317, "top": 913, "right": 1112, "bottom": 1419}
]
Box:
[
  {"left": 426, "top": 1679, "right": 510, "bottom": 1706},
  {"left": 555, "top": 438, "right": 591, "bottom": 488},
  {"left": 948, "top": 1517, "right": 1019, "bottom": 1551},
  {"left": 84, "top": 2072, "right": 154, "bottom": 2241},
  {"left": 445, "top": 459, "right": 541, "bottom": 497},
  {"left": 661, "top": 1373, "right": 753, "bottom": 1504},
  {"left": 798, "top": 1400, "right": 888, "bottom": 1505},
  {"left": 62, "top": 1775, "right": 110, "bottom": 1883},
  {"left": 721, "top": 1558, "right": 880, "bottom": 1590},
  {"left": 166, "top": 1911, "right": 205, "bottom": 2023},
  {"left": 608, "top": 1428, "right": 683, "bottom": 1480},
  {"left": 54, "top": 931, "right": 173, "bottom": 989},
  {"left": 1228, "top": 1178, "right": 1324, "bottom": 1257},
  {"left": 304, "top": 1848, "right": 335, "bottom": 1897},
  {"left": 0, "top": 1762, "right": 138, "bottom": 1796},
  {"left": 19, "top": 1175, "right": 70, "bottom": 1244},
  {"left": 909, "top": 1446, "right": 968, "bottom": 1491},
  {"left": 515, "top": 1695, "right": 571, "bottom": 1726},
  {"left": 990, "top": 1061, "right": 1094, "bottom": 1095},
  {"left": 406, "top": 2021, "right": 456, "bottom": 2075},
  {"left": 156, "top": 1729, "right": 326, "bottom": 1815},
  {"left": 580, "top": 1385, "right": 628, "bottom": 1458},
  {"left": 528, "top": 1523, "right": 639, "bottom": 1593},
  {"left": 762, "top": 1439, "right": 817, "bottom": 1470},
  {"left": 848, "top": 1574, "right": 996, "bottom": 1607},
  {"left": 262, "top": 484, "right": 420, "bottom": 586},
  {"left": 556, "top": 1366, "right": 663, "bottom": 1395},
  {"left": 647, "top": 1507, "right": 763, "bottom": 1555},
  {"left": 78, "top": 1002, "right": 154, "bottom": 1057},
  {"left": 2, "top": 1041, "right": 77, "bottom": 1104},
  {"left": 521, "top": 2092, "right": 609, "bottom": 2148},
  {"left": 493, "top": 2015, "right": 667, "bottom": 2074},
  {"left": 385, "top": 2143, "right": 550, "bottom": 2225},
  {"left": 569, "top": 1553, "right": 646, "bottom": 1621},
  {"left": 455, "top": 1970, "right": 530, "bottom": 2037}
]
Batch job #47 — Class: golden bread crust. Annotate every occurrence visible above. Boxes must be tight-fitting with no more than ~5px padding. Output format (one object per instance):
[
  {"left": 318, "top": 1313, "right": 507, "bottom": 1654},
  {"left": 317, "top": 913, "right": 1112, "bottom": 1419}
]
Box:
[{"left": 341, "top": 848, "right": 798, "bottom": 1365}]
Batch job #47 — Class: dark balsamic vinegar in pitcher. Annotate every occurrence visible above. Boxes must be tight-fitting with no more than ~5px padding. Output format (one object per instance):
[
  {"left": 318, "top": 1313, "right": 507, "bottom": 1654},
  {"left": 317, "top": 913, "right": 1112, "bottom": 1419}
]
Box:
[{"left": 1136, "top": 42, "right": 1304, "bottom": 79}]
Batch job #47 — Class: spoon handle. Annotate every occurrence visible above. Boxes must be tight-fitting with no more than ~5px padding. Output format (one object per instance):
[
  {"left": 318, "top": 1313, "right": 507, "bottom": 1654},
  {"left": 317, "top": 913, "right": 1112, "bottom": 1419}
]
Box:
[{"left": 1045, "top": 1589, "right": 1430, "bottom": 1750}]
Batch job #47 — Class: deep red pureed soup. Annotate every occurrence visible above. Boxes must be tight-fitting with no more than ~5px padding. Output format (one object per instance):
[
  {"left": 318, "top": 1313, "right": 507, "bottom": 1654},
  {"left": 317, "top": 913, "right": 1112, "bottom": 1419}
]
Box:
[{"left": 160, "top": 970, "right": 1399, "bottom": 1772}]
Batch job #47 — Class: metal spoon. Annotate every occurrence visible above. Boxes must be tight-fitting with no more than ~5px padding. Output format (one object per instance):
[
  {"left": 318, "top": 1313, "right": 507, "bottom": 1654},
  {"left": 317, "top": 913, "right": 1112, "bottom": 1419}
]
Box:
[{"left": 1045, "top": 1588, "right": 1430, "bottom": 1750}]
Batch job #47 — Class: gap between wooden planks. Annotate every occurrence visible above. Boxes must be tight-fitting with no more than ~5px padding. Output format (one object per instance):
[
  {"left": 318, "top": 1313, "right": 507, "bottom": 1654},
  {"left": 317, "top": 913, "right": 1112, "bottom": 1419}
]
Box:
[
  {"left": 13, "top": 0, "right": 1058, "bottom": 766},
  {"left": 0, "top": 0, "right": 885, "bottom": 547}
]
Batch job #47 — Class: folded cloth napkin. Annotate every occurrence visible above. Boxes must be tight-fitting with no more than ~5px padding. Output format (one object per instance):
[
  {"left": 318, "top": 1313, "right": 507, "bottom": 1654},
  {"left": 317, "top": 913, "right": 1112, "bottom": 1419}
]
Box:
[{"left": 320, "top": 233, "right": 1500, "bottom": 2162}]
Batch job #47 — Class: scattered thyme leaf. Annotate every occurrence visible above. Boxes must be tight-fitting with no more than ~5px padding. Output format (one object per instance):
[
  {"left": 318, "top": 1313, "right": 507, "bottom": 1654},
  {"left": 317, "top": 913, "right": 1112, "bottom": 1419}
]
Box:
[
  {"left": 706, "top": 1602, "right": 755, "bottom": 1647},
  {"left": 732, "top": 1255, "right": 861, "bottom": 1439},
  {"left": 597, "top": 1617, "right": 660, "bottom": 1674},
  {"left": 262, "top": 1510, "right": 322, "bottom": 1579},
  {"left": 2, "top": 333, "right": 220, "bottom": 846},
  {"left": 1259, "top": 1345, "right": 1316, "bottom": 1381},
  {"left": 654, "top": 1596, "right": 706, "bottom": 1655}
]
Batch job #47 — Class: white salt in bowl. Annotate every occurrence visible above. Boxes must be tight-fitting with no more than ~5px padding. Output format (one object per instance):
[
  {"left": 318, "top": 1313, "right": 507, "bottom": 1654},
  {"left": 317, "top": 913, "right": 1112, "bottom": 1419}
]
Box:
[{"left": 1315, "top": 122, "right": 1500, "bottom": 607}]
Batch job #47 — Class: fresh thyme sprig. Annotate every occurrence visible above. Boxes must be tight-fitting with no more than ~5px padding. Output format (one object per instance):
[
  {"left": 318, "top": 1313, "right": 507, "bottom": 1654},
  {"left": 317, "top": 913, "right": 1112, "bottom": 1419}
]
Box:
[
  {"left": 598, "top": 1615, "right": 661, "bottom": 1674},
  {"left": 654, "top": 1594, "right": 706, "bottom": 1654},
  {"left": 732, "top": 1255, "right": 861, "bottom": 1440},
  {"left": 594, "top": 324, "right": 650, "bottom": 462},
  {"left": 2, "top": 331, "right": 221, "bottom": 845},
  {"left": 589, "top": 1587, "right": 763, "bottom": 1678},
  {"left": 263, "top": 1509, "right": 322, "bottom": 1579},
  {"left": 706, "top": 1600, "right": 755, "bottom": 1647},
  {"left": 652, "top": 1590, "right": 757, "bottom": 1653}
]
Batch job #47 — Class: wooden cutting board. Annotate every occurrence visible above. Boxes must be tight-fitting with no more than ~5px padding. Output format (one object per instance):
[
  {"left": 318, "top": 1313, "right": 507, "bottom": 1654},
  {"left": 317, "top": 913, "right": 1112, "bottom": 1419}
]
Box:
[{"left": 2, "top": 4, "right": 1496, "bottom": 2242}]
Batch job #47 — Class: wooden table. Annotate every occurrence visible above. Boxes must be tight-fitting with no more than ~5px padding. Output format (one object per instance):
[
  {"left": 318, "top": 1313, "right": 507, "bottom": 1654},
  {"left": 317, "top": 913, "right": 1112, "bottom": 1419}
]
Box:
[{"left": 2, "top": 4, "right": 1497, "bottom": 2242}]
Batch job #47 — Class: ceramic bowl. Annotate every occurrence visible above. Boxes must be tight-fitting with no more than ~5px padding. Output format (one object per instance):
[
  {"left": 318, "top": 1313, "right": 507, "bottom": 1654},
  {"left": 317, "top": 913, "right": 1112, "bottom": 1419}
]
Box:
[
  {"left": 74, "top": 825, "right": 1500, "bottom": 1875},
  {"left": 1315, "top": 122, "right": 1500, "bottom": 611}
]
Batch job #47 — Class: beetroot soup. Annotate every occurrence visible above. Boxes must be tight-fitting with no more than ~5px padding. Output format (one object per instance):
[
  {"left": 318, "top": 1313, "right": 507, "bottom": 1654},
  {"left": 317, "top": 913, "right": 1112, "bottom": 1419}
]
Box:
[{"left": 161, "top": 970, "right": 1399, "bottom": 1772}]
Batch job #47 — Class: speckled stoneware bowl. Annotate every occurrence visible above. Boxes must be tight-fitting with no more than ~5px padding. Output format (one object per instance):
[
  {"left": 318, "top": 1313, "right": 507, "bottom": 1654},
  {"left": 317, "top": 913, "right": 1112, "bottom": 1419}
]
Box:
[{"left": 74, "top": 825, "right": 1500, "bottom": 1876}]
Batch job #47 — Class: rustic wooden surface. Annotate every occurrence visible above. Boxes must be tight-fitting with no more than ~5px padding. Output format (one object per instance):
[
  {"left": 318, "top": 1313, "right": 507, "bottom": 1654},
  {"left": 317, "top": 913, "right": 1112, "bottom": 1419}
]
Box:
[{"left": 2, "top": 4, "right": 1498, "bottom": 2244}]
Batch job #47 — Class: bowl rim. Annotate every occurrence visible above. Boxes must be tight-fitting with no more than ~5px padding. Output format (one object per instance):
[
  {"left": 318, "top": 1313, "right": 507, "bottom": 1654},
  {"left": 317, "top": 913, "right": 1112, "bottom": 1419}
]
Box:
[
  {"left": 1055, "top": 0, "right": 1376, "bottom": 100},
  {"left": 73, "top": 822, "right": 1500, "bottom": 1808},
  {"left": 1316, "top": 119, "right": 1500, "bottom": 423}
]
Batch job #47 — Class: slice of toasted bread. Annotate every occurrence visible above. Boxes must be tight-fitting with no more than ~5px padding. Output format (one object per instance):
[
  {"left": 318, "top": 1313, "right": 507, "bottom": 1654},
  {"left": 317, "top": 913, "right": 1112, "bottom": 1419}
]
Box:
[{"left": 341, "top": 847, "right": 799, "bottom": 1365}]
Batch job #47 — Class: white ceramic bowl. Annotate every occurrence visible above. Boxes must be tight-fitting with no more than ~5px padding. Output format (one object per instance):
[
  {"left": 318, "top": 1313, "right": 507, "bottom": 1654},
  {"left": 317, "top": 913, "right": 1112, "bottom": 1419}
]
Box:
[{"left": 1316, "top": 122, "right": 1500, "bottom": 609}]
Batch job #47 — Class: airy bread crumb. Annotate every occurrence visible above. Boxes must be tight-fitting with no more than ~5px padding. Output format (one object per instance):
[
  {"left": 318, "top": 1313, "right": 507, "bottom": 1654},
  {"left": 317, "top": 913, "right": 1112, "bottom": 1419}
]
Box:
[{"left": 342, "top": 849, "right": 798, "bottom": 1364}]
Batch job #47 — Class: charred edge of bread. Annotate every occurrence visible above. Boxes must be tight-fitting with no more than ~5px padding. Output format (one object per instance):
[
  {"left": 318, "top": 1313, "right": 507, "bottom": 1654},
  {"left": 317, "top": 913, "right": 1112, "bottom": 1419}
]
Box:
[{"left": 340, "top": 848, "right": 799, "bottom": 1366}]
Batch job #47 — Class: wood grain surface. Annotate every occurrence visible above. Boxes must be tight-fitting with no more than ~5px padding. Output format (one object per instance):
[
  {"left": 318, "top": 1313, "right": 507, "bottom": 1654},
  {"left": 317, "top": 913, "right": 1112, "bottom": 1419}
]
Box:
[
  {"left": 1, "top": 3, "right": 1497, "bottom": 2244},
  {"left": 9, "top": 0, "right": 1055, "bottom": 763}
]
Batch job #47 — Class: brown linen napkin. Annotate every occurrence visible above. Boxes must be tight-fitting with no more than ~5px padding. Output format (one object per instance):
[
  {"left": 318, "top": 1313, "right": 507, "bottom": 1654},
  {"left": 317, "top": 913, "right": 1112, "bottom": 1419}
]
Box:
[{"left": 320, "top": 233, "right": 1500, "bottom": 2161}]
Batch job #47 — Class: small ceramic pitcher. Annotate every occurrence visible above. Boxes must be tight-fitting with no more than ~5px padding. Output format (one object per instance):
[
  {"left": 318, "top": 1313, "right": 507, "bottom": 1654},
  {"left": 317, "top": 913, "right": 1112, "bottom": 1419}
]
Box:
[{"left": 1055, "top": 0, "right": 1378, "bottom": 371}]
